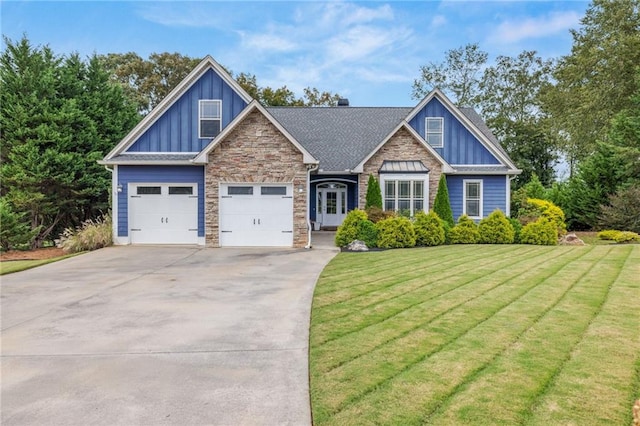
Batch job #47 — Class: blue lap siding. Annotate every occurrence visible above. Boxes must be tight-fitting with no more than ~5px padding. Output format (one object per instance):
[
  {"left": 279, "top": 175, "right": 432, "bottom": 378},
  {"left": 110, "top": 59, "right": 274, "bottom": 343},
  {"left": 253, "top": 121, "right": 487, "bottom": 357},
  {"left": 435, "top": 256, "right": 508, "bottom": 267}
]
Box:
[
  {"left": 117, "top": 165, "right": 205, "bottom": 237},
  {"left": 447, "top": 175, "right": 508, "bottom": 221}
]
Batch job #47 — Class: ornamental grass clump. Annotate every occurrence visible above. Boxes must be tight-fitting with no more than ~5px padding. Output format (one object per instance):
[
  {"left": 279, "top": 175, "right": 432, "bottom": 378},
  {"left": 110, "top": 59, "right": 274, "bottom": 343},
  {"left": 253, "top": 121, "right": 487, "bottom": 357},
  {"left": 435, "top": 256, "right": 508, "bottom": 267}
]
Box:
[
  {"left": 478, "top": 210, "right": 515, "bottom": 244},
  {"left": 57, "top": 214, "right": 113, "bottom": 253},
  {"left": 449, "top": 215, "right": 480, "bottom": 244},
  {"left": 413, "top": 210, "right": 445, "bottom": 246},
  {"left": 376, "top": 216, "right": 416, "bottom": 249}
]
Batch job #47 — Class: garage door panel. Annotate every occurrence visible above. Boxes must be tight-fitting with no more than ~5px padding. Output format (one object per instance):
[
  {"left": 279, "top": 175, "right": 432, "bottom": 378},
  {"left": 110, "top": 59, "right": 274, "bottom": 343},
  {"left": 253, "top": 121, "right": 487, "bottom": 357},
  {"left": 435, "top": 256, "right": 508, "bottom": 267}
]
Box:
[
  {"left": 129, "top": 184, "right": 198, "bottom": 245},
  {"left": 219, "top": 184, "right": 294, "bottom": 247}
]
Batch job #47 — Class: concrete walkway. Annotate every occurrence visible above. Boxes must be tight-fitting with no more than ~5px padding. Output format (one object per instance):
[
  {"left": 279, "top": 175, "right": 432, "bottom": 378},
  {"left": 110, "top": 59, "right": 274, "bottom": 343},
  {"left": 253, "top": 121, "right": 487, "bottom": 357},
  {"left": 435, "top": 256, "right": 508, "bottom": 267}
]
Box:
[{"left": 1, "top": 240, "right": 338, "bottom": 425}]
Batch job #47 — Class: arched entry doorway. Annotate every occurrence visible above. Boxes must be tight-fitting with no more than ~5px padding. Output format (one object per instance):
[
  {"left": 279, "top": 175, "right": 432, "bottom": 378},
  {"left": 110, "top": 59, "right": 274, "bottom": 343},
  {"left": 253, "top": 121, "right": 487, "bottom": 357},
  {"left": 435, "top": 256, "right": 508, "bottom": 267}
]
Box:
[{"left": 316, "top": 182, "right": 347, "bottom": 228}]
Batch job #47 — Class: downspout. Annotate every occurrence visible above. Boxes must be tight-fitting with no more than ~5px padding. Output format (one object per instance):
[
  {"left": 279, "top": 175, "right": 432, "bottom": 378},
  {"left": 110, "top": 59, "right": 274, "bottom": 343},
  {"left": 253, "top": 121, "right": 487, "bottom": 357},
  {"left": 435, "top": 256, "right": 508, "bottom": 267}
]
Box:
[
  {"left": 305, "top": 163, "right": 320, "bottom": 249},
  {"left": 507, "top": 175, "right": 517, "bottom": 217}
]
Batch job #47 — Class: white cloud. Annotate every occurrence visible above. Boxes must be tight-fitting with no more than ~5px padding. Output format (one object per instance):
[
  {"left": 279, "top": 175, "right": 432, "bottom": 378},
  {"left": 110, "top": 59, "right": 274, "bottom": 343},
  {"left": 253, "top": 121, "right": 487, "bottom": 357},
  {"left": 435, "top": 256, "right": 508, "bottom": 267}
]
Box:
[
  {"left": 238, "top": 31, "right": 297, "bottom": 52},
  {"left": 431, "top": 15, "right": 447, "bottom": 28},
  {"left": 489, "top": 11, "right": 581, "bottom": 44}
]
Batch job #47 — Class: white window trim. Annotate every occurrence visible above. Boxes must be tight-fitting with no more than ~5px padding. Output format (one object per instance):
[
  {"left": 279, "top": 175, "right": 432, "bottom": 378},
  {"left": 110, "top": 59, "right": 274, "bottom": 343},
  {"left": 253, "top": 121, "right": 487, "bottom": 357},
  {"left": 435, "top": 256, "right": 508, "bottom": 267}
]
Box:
[
  {"left": 463, "top": 179, "right": 483, "bottom": 219},
  {"left": 199, "top": 99, "right": 222, "bottom": 139},
  {"left": 379, "top": 173, "right": 429, "bottom": 217},
  {"left": 426, "top": 117, "right": 444, "bottom": 148}
]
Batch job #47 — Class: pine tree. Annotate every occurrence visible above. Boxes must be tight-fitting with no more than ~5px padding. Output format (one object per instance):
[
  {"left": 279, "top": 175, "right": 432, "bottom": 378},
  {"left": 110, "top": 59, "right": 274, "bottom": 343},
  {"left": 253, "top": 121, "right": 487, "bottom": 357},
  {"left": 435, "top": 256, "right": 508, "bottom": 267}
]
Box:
[
  {"left": 433, "top": 174, "right": 454, "bottom": 227},
  {"left": 365, "top": 174, "right": 383, "bottom": 209}
]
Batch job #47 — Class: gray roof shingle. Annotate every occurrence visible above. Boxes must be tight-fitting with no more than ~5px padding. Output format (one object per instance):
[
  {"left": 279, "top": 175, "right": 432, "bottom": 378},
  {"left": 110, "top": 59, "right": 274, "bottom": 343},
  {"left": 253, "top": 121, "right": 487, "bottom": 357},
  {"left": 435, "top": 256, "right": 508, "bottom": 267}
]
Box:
[{"left": 267, "top": 107, "right": 412, "bottom": 171}]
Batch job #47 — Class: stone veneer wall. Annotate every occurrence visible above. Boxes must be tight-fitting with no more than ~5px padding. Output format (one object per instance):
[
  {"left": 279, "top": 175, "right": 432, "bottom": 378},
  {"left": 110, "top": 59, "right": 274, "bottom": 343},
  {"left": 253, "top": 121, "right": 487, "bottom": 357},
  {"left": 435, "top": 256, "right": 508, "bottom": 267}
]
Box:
[
  {"left": 359, "top": 127, "right": 443, "bottom": 210},
  {"left": 205, "top": 109, "right": 308, "bottom": 247}
]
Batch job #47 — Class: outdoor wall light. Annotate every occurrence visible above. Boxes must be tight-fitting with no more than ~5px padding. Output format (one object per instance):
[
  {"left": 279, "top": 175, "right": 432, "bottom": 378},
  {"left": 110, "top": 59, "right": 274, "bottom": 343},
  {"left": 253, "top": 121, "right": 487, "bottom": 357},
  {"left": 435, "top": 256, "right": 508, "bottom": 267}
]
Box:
[{"left": 117, "top": 184, "right": 123, "bottom": 193}]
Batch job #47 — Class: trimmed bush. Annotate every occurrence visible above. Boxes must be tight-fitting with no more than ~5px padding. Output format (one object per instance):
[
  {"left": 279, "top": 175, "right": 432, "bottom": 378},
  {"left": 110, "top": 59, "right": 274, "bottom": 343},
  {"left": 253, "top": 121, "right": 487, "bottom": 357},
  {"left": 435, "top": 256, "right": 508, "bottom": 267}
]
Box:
[
  {"left": 357, "top": 220, "right": 379, "bottom": 248},
  {"left": 520, "top": 218, "right": 558, "bottom": 245},
  {"left": 449, "top": 215, "right": 480, "bottom": 244},
  {"left": 478, "top": 210, "right": 515, "bottom": 244},
  {"left": 414, "top": 211, "right": 445, "bottom": 247},
  {"left": 597, "top": 230, "right": 621, "bottom": 241},
  {"left": 518, "top": 198, "right": 566, "bottom": 234},
  {"left": 335, "top": 209, "right": 368, "bottom": 247},
  {"left": 433, "top": 175, "right": 454, "bottom": 227},
  {"left": 376, "top": 216, "right": 416, "bottom": 249},
  {"left": 509, "top": 218, "right": 523, "bottom": 243},
  {"left": 613, "top": 231, "right": 640, "bottom": 243},
  {"left": 365, "top": 174, "right": 383, "bottom": 209},
  {"left": 57, "top": 214, "right": 113, "bottom": 253},
  {"left": 366, "top": 206, "right": 395, "bottom": 223}
]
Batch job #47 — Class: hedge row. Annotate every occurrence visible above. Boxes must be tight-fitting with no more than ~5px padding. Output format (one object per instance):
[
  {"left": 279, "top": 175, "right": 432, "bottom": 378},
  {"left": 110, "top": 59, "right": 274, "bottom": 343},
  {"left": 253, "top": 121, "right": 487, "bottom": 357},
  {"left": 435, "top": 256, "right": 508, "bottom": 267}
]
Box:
[{"left": 335, "top": 208, "right": 559, "bottom": 249}]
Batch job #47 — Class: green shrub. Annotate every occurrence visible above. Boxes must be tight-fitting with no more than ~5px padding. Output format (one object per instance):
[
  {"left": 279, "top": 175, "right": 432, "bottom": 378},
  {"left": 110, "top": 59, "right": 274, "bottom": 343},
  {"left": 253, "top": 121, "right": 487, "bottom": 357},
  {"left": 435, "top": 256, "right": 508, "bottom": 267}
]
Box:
[
  {"left": 376, "top": 216, "right": 416, "bottom": 249},
  {"left": 335, "top": 209, "right": 368, "bottom": 247},
  {"left": 356, "top": 220, "right": 379, "bottom": 248},
  {"left": 518, "top": 198, "right": 566, "bottom": 235},
  {"left": 365, "top": 206, "right": 395, "bottom": 223},
  {"left": 508, "top": 218, "right": 523, "bottom": 243},
  {"left": 613, "top": 231, "right": 640, "bottom": 243},
  {"left": 597, "top": 230, "right": 621, "bottom": 241},
  {"left": 478, "top": 210, "right": 515, "bottom": 244},
  {"left": 414, "top": 211, "right": 445, "bottom": 247},
  {"left": 365, "top": 174, "right": 383, "bottom": 209},
  {"left": 433, "top": 175, "right": 454, "bottom": 227},
  {"left": 57, "top": 214, "right": 113, "bottom": 253},
  {"left": 0, "top": 199, "right": 37, "bottom": 251},
  {"left": 449, "top": 215, "right": 480, "bottom": 244},
  {"left": 598, "top": 186, "right": 640, "bottom": 233},
  {"left": 520, "top": 218, "right": 558, "bottom": 245}
]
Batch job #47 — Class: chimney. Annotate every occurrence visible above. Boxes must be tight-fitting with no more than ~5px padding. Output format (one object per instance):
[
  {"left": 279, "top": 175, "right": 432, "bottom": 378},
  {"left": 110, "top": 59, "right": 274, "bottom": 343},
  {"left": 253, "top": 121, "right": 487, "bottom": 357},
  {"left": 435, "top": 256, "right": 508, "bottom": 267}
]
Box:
[{"left": 337, "top": 98, "right": 349, "bottom": 107}]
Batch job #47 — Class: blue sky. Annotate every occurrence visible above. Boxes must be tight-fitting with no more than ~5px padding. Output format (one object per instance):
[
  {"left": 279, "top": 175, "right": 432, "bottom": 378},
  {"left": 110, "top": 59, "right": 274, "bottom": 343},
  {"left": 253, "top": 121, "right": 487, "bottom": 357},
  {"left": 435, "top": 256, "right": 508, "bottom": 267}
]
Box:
[{"left": 2, "top": 1, "right": 590, "bottom": 107}]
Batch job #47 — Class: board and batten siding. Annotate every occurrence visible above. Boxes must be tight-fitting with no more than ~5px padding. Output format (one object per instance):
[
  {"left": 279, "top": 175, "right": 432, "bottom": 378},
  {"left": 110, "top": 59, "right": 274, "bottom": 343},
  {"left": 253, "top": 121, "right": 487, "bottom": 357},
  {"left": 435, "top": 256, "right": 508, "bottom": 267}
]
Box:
[
  {"left": 126, "top": 69, "right": 248, "bottom": 153},
  {"left": 447, "top": 175, "right": 507, "bottom": 221},
  {"left": 117, "top": 165, "right": 205, "bottom": 237},
  {"left": 408, "top": 97, "right": 499, "bottom": 165}
]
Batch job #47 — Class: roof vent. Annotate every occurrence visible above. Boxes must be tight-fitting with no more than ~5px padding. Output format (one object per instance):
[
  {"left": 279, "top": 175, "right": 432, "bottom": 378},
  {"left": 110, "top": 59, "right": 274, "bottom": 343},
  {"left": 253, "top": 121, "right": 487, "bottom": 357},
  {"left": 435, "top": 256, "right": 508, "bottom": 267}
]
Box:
[{"left": 337, "top": 98, "right": 349, "bottom": 107}]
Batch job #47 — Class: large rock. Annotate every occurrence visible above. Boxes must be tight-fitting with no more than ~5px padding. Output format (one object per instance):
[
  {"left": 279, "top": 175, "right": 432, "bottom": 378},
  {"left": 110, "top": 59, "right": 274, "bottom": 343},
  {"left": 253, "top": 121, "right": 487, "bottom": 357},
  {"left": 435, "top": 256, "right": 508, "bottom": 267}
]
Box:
[
  {"left": 346, "top": 240, "right": 369, "bottom": 252},
  {"left": 559, "top": 233, "right": 585, "bottom": 246}
]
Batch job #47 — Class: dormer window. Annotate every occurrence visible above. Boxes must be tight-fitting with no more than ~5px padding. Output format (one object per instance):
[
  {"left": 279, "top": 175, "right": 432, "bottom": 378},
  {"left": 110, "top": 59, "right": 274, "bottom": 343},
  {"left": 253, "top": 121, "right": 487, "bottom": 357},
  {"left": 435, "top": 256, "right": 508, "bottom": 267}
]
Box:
[
  {"left": 199, "top": 100, "right": 222, "bottom": 138},
  {"left": 426, "top": 117, "right": 443, "bottom": 148}
]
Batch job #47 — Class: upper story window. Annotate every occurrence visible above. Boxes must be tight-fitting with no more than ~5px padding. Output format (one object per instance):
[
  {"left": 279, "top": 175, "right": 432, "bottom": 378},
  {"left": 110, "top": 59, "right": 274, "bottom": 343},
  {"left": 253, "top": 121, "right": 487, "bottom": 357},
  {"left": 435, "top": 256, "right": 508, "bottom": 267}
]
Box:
[
  {"left": 426, "top": 117, "right": 443, "bottom": 148},
  {"left": 199, "top": 100, "right": 222, "bottom": 138}
]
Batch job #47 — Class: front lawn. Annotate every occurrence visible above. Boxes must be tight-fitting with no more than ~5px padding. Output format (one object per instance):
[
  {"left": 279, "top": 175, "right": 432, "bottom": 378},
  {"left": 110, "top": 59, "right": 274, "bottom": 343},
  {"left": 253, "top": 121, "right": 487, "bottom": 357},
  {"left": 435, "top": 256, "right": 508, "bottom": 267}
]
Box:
[{"left": 310, "top": 244, "right": 640, "bottom": 425}]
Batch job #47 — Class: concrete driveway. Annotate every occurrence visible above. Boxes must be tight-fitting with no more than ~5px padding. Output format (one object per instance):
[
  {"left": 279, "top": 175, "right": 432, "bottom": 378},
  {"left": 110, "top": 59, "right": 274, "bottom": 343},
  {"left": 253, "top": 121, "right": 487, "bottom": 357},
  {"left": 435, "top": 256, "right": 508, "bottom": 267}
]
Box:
[{"left": 1, "top": 241, "right": 337, "bottom": 425}]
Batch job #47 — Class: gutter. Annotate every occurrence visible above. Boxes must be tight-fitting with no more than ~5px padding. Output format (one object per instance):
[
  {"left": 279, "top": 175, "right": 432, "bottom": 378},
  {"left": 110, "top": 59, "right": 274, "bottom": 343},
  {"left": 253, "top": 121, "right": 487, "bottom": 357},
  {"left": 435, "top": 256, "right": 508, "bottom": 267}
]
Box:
[{"left": 305, "top": 163, "right": 320, "bottom": 249}]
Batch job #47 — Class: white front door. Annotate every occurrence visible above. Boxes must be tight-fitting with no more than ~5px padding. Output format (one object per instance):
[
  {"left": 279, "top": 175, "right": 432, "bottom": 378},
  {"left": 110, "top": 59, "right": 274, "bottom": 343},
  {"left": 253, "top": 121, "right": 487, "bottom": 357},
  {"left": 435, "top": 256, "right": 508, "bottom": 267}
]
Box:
[
  {"left": 219, "top": 183, "right": 293, "bottom": 247},
  {"left": 318, "top": 186, "right": 347, "bottom": 227},
  {"left": 129, "top": 184, "right": 198, "bottom": 244}
]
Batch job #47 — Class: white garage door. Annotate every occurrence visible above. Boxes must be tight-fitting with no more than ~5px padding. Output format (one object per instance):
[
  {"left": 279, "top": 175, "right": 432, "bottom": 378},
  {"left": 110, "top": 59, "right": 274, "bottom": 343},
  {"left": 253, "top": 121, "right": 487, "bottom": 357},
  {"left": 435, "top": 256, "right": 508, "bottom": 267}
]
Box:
[
  {"left": 219, "top": 183, "right": 293, "bottom": 247},
  {"left": 129, "top": 184, "right": 198, "bottom": 244}
]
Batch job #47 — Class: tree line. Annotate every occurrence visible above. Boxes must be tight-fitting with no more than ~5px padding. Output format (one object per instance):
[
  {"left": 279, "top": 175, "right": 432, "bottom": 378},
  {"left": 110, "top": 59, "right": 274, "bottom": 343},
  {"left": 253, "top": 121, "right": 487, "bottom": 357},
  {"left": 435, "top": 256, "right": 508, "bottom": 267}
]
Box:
[{"left": 1, "top": 0, "right": 638, "bottom": 249}]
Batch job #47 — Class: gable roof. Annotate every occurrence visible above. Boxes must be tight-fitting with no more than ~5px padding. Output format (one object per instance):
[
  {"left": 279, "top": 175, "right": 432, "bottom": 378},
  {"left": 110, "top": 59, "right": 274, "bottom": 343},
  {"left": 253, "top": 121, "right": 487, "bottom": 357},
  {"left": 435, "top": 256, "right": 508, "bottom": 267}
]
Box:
[
  {"left": 406, "top": 89, "right": 519, "bottom": 171},
  {"left": 267, "top": 107, "right": 413, "bottom": 172},
  {"left": 102, "top": 56, "right": 253, "bottom": 162},
  {"left": 192, "top": 100, "right": 318, "bottom": 164}
]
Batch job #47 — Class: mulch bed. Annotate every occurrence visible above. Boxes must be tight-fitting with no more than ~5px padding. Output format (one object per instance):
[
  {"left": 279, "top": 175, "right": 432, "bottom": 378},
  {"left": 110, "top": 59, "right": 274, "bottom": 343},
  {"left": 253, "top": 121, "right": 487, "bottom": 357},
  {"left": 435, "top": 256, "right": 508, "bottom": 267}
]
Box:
[{"left": 0, "top": 247, "right": 67, "bottom": 261}]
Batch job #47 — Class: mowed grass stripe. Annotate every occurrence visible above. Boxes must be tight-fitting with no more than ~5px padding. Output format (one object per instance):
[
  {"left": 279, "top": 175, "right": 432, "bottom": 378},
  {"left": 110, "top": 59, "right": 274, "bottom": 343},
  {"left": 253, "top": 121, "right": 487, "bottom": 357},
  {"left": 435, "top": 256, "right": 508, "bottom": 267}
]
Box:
[
  {"left": 312, "top": 246, "right": 539, "bottom": 326},
  {"left": 315, "top": 245, "right": 484, "bottom": 290},
  {"left": 311, "top": 246, "right": 580, "bottom": 373},
  {"left": 311, "top": 246, "right": 554, "bottom": 346},
  {"left": 422, "top": 245, "right": 624, "bottom": 425},
  {"left": 313, "top": 245, "right": 518, "bottom": 305},
  {"left": 311, "top": 246, "right": 599, "bottom": 421},
  {"left": 526, "top": 245, "right": 640, "bottom": 425}
]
